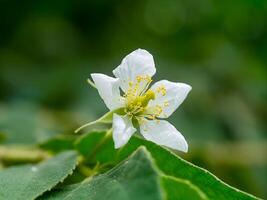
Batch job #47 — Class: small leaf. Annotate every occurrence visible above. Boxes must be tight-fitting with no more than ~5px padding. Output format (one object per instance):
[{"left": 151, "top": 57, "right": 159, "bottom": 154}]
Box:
[
  {"left": 74, "top": 131, "right": 107, "bottom": 158},
  {"left": 0, "top": 151, "right": 78, "bottom": 200},
  {"left": 75, "top": 131, "right": 117, "bottom": 165},
  {"left": 39, "top": 135, "right": 76, "bottom": 152}
]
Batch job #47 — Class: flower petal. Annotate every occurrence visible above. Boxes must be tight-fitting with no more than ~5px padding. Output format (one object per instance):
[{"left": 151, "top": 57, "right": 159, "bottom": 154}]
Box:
[
  {"left": 91, "top": 73, "right": 124, "bottom": 110},
  {"left": 140, "top": 119, "right": 188, "bottom": 152},
  {"left": 146, "top": 80, "right": 191, "bottom": 118},
  {"left": 112, "top": 114, "right": 136, "bottom": 149},
  {"left": 113, "top": 49, "right": 156, "bottom": 93}
]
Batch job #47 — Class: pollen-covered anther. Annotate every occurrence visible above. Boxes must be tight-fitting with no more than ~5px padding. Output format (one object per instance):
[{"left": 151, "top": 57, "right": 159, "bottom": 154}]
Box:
[
  {"left": 137, "top": 117, "right": 146, "bottom": 125},
  {"left": 164, "top": 101, "right": 169, "bottom": 107},
  {"left": 136, "top": 75, "right": 152, "bottom": 83},
  {"left": 156, "top": 85, "right": 167, "bottom": 96},
  {"left": 155, "top": 105, "right": 163, "bottom": 115},
  {"left": 128, "top": 81, "right": 133, "bottom": 87}
]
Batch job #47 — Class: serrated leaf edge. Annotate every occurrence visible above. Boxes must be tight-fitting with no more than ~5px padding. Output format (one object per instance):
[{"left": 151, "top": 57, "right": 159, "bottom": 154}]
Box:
[{"left": 33, "top": 151, "right": 79, "bottom": 200}]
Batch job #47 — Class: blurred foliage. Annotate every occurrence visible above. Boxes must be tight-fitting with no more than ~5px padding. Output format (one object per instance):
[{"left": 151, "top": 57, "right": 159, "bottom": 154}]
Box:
[{"left": 0, "top": 0, "right": 266, "bottom": 198}]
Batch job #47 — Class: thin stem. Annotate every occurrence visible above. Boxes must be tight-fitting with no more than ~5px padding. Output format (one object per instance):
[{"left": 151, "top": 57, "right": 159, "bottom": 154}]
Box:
[
  {"left": 88, "top": 128, "right": 113, "bottom": 160},
  {"left": 0, "top": 146, "right": 49, "bottom": 164},
  {"left": 78, "top": 162, "right": 100, "bottom": 177}
]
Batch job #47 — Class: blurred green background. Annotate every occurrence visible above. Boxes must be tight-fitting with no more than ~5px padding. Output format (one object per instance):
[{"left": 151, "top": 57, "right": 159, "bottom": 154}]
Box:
[{"left": 0, "top": 0, "right": 266, "bottom": 198}]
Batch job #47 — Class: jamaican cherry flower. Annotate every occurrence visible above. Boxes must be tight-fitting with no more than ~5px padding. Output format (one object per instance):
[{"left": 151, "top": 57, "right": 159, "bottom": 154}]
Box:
[{"left": 77, "top": 49, "right": 192, "bottom": 152}]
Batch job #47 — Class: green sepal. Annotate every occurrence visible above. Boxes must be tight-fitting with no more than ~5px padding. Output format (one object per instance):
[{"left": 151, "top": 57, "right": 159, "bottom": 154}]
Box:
[
  {"left": 75, "top": 108, "right": 125, "bottom": 133},
  {"left": 98, "top": 108, "right": 125, "bottom": 124}
]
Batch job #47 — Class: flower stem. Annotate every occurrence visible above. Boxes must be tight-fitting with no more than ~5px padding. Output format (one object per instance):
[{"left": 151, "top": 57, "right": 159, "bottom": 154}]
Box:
[
  {"left": 0, "top": 145, "right": 50, "bottom": 165},
  {"left": 87, "top": 128, "right": 113, "bottom": 160}
]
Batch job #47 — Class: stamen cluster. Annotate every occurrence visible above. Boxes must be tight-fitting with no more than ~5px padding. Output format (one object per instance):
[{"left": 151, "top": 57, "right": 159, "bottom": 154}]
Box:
[
  {"left": 123, "top": 75, "right": 169, "bottom": 121},
  {"left": 124, "top": 75, "right": 154, "bottom": 116}
]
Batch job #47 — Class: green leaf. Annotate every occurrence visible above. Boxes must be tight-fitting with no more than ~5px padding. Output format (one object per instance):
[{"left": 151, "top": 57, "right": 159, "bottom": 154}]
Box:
[
  {"left": 0, "top": 132, "right": 6, "bottom": 143},
  {"left": 39, "top": 135, "right": 76, "bottom": 153},
  {"left": 74, "top": 131, "right": 107, "bottom": 157},
  {"left": 0, "top": 103, "right": 56, "bottom": 144},
  {"left": 75, "top": 132, "right": 259, "bottom": 200},
  {"left": 40, "top": 147, "right": 164, "bottom": 200},
  {"left": 119, "top": 138, "right": 259, "bottom": 200},
  {"left": 161, "top": 175, "right": 207, "bottom": 200},
  {"left": 0, "top": 151, "right": 78, "bottom": 200}
]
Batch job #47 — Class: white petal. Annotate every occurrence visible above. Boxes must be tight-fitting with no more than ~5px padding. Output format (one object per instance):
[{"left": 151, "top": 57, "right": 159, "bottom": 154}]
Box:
[
  {"left": 113, "top": 49, "right": 156, "bottom": 93},
  {"left": 146, "top": 80, "right": 191, "bottom": 118},
  {"left": 112, "top": 114, "right": 136, "bottom": 149},
  {"left": 91, "top": 73, "right": 124, "bottom": 110},
  {"left": 140, "top": 119, "right": 188, "bottom": 152}
]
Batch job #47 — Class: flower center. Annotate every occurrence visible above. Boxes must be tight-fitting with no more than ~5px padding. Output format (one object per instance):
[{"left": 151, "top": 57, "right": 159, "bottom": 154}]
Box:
[
  {"left": 125, "top": 90, "right": 155, "bottom": 116},
  {"left": 124, "top": 76, "right": 155, "bottom": 116}
]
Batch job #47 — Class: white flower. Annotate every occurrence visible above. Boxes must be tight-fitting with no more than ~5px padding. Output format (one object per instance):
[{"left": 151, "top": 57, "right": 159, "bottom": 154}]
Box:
[{"left": 83, "top": 49, "right": 191, "bottom": 152}]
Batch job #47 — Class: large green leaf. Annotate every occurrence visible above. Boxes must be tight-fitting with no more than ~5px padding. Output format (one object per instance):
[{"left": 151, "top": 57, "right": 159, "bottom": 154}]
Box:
[
  {"left": 40, "top": 147, "right": 163, "bottom": 200},
  {"left": 120, "top": 138, "right": 259, "bottom": 200},
  {"left": 74, "top": 132, "right": 259, "bottom": 200},
  {"left": 0, "top": 151, "right": 78, "bottom": 200}
]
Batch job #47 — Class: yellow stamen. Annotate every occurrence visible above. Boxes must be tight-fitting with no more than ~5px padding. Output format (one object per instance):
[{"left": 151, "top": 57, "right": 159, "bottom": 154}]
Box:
[
  {"left": 164, "top": 101, "right": 169, "bottom": 107},
  {"left": 124, "top": 76, "right": 154, "bottom": 116},
  {"left": 124, "top": 76, "right": 170, "bottom": 122},
  {"left": 156, "top": 85, "right": 166, "bottom": 96}
]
